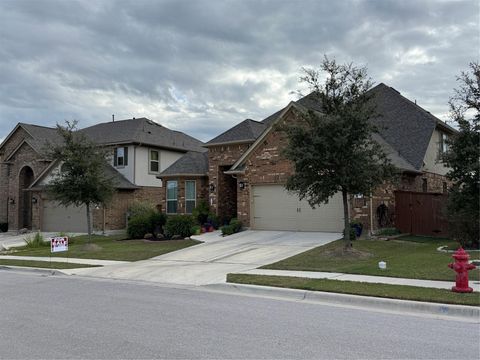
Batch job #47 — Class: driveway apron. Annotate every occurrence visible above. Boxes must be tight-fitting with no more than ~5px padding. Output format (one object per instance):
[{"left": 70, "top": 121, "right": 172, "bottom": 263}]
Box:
[{"left": 64, "top": 230, "right": 340, "bottom": 285}]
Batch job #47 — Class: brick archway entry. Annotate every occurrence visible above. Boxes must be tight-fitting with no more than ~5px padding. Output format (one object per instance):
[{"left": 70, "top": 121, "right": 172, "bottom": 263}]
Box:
[{"left": 18, "top": 166, "right": 34, "bottom": 229}]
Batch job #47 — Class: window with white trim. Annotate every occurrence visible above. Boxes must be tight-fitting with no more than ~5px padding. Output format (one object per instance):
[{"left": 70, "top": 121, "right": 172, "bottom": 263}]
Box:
[
  {"left": 114, "top": 147, "right": 128, "bottom": 167},
  {"left": 150, "top": 150, "right": 160, "bottom": 173},
  {"left": 167, "top": 181, "right": 178, "bottom": 214},
  {"left": 185, "top": 180, "right": 196, "bottom": 214}
]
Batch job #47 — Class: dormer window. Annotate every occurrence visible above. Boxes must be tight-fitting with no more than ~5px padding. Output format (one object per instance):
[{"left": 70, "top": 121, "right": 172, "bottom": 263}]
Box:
[{"left": 114, "top": 147, "right": 128, "bottom": 167}]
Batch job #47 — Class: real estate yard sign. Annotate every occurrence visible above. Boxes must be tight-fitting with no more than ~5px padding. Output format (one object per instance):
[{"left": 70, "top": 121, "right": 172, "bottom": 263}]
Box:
[{"left": 50, "top": 237, "right": 68, "bottom": 253}]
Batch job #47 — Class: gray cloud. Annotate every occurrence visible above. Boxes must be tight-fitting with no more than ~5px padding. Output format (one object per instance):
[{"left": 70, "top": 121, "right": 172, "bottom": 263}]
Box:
[{"left": 0, "top": 0, "right": 478, "bottom": 142}]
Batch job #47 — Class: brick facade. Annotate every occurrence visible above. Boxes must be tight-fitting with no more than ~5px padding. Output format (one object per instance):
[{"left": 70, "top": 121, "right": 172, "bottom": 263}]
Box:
[
  {"left": 0, "top": 128, "right": 51, "bottom": 231},
  {"left": 350, "top": 171, "right": 451, "bottom": 233},
  {"left": 209, "top": 109, "right": 451, "bottom": 232},
  {"left": 207, "top": 143, "right": 250, "bottom": 220}
]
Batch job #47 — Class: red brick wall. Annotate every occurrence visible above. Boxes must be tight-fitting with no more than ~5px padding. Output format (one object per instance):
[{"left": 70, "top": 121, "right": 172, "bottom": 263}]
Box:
[
  {"left": 0, "top": 131, "right": 51, "bottom": 230},
  {"left": 350, "top": 172, "right": 452, "bottom": 233},
  {"left": 207, "top": 143, "right": 250, "bottom": 218}
]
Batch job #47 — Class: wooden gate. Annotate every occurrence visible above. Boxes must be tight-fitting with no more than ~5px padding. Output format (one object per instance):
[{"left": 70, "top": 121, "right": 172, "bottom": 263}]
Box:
[{"left": 394, "top": 191, "right": 448, "bottom": 237}]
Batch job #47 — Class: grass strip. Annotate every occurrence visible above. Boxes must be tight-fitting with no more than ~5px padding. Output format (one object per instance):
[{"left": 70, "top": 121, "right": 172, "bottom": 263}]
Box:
[
  {"left": 10, "top": 234, "right": 202, "bottom": 261},
  {"left": 0, "top": 259, "right": 99, "bottom": 269},
  {"left": 262, "top": 236, "right": 480, "bottom": 282},
  {"left": 227, "top": 273, "right": 480, "bottom": 307}
]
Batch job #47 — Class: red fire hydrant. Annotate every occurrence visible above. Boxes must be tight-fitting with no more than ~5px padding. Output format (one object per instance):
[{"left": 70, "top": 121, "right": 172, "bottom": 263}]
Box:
[{"left": 448, "top": 247, "right": 476, "bottom": 293}]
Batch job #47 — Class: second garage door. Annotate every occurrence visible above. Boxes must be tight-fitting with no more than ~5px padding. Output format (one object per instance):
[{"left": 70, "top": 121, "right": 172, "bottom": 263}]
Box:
[
  {"left": 252, "top": 185, "right": 344, "bottom": 232},
  {"left": 42, "top": 200, "right": 88, "bottom": 233}
]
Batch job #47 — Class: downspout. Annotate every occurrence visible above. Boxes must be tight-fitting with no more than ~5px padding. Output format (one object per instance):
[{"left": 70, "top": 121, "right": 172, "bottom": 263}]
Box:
[
  {"left": 369, "top": 193, "right": 374, "bottom": 236},
  {"left": 103, "top": 206, "right": 106, "bottom": 235}
]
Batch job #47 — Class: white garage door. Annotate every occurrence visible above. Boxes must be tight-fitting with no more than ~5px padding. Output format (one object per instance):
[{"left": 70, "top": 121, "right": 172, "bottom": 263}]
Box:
[
  {"left": 42, "top": 200, "right": 88, "bottom": 233},
  {"left": 252, "top": 185, "right": 344, "bottom": 232}
]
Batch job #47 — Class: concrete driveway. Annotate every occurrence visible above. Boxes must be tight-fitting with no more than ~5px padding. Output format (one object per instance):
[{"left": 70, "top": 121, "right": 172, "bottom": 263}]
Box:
[{"left": 64, "top": 230, "right": 341, "bottom": 285}]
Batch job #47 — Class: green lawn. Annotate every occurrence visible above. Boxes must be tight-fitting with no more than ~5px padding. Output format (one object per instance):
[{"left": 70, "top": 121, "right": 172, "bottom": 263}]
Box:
[
  {"left": 7, "top": 234, "right": 201, "bottom": 261},
  {"left": 0, "top": 259, "right": 98, "bottom": 269},
  {"left": 227, "top": 274, "right": 480, "bottom": 307},
  {"left": 262, "top": 236, "right": 480, "bottom": 282}
]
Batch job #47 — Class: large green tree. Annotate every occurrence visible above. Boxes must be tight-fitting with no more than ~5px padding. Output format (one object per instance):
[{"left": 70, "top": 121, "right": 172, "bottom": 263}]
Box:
[
  {"left": 47, "top": 121, "right": 115, "bottom": 239},
  {"left": 283, "top": 57, "right": 395, "bottom": 249},
  {"left": 443, "top": 62, "right": 480, "bottom": 248}
]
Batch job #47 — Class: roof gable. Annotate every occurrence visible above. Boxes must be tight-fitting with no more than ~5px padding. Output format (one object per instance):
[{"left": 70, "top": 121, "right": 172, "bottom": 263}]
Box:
[
  {"left": 205, "top": 119, "right": 266, "bottom": 146},
  {"left": 160, "top": 151, "right": 208, "bottom": 177}
]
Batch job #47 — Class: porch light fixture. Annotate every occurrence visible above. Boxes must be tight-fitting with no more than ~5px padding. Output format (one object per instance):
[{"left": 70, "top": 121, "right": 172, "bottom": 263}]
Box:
[
  {"left": 209, "top": 183, "right": 215, "bottom": 192},
  {"left": 8, "top": 197, "right": 15, "bottom": 205},
  {"left": 239, "top": 181, "right": 246, "bottom": 190},
  {"left": 31, "top": 197, "right": 37, "bottom": 204}
]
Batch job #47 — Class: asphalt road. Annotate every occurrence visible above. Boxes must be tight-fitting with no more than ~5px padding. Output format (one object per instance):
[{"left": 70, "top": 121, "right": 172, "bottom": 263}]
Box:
[{"left": 0, "top": 270, "right": 478, "bottom": 359}]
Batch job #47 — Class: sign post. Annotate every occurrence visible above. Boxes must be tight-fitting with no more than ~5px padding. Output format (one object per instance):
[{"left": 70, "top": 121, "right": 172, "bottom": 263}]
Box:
[
  {"left": 50, "top": 237, "right": 69, "bottom": 253},
  {"left": 49, "top": 237, "right": 69, "bottom": 270}
]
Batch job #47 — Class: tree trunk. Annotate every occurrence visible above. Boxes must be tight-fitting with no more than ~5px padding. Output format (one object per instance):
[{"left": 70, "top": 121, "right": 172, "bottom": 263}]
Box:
[
  {"left": 342, "top": 188, "right": 352, "bottom": 250},
  {"left": 86, "top": 202, "right": 92, "bottom": 243}
]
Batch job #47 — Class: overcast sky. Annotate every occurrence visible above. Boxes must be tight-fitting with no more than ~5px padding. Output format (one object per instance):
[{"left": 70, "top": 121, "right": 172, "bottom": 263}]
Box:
[{"left": 0, "top": 0, "right": 478, "bottom": 142}]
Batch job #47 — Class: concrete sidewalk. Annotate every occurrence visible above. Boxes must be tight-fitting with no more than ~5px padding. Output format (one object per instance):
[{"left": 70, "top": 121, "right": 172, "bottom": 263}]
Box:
[
  {"left": 0, "top": 255, "right": 127, "bottom": 266},
  {"left": 236, "top": 268, "right": 480, "bottom": 291}
]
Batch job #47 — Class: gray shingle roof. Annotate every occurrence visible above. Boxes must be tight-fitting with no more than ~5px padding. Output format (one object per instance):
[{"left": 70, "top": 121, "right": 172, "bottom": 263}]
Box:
[
  {"left": 16, "top": 123, "right": 62, "bottom": 155},
  {"left": 160, "top": 151, "right": 208, "bottom": 176},
  {"left": 103, "top": 164, "right": 139, "bottom": 189},
  {"left": 368, "top": 83, "right": 442, "bottom": 170},
  {"left": 80, "top": 117, "right": 206, "bottom": 153},
  {"left": 205, "top": 119, "right": 266, "bottom": 146}
]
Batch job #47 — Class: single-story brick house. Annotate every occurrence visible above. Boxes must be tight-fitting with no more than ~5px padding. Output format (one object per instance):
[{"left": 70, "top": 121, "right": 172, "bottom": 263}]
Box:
[
  {"left": 0, "top": 83, "right": 455, "bottom": 234},
  {"left": 158, "top": 83, "right": 455, "bottom": 234}
]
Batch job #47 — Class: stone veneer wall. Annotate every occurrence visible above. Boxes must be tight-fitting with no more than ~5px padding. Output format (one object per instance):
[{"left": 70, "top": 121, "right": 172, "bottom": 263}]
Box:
[
  {"left": 89, "top": 177, "right": 209, "bottom": 231},
  {"left": 0, "top": 127, "right": 51, "bottom": 230},
  {"left": 207, "top": 143, "right": 250, "bottom": 218},
  {"left": 350, "top": 172, "right": 452, "bottom": 233}
]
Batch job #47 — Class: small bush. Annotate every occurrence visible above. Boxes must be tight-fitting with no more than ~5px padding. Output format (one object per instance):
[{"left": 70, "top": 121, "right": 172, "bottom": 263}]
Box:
[
  {"left": 24, "top": 232, "right": 49, "bottom": 248},
  {"left": 343, "top": 226, "right": 356, "bottom": 241},
  {"left": 191, "top": 225, "right": 201, "bottom": 235},
  {"left": 192, "top": 200, "right": 210, "bottom": 225},
  {"left": 128, "top": 201, "right": 156, "bottom": 219},
  {"left": 127, "top": 215, "right": 152, "bottom": 239},
  {"left": 221, "top": 218, "right": 243, "bottom": 236},
  {"left": 375, "top": 227, "right": 400, "bottom": 236},
  {"left": 165, "top": 215, "right": 196, "bottom": 238},
  {"left": 207, "top": 212, "right": 220, "bottom": 228},
  {"left": 0, "top": 223, "right": 8, "bottom": 232},
  {"left": 221, "top": 224, "right": 235, "bottom": 236},
  {"left": 150, "top": 212, "right": 167, "bottom": 233}
]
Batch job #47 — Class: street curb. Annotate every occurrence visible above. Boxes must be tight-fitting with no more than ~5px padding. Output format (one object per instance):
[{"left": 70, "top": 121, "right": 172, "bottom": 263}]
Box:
[
  {"left": 0, "top": 265, "right": 66, "bottom": 276},
  {"left": 203, "top": 283, "right": 480, "bottom": 322}
]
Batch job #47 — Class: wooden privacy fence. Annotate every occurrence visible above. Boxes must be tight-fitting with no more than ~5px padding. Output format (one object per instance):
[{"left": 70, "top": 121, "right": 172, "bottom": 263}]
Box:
[{"left": 394, "top": 191, "right": 449, "bottom": 237}]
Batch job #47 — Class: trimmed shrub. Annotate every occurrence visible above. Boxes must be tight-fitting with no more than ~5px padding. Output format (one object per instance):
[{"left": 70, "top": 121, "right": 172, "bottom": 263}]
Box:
[
  {"left": 0, "top": 223, "right": 8, "bottom": 232},
  {"left": 165, "top": 215, "right": 196, "bottom": 238},
  {"left": 128, "top": 201, "right": 156, "bottom": 219},
  {"left": 150, "top": 212, "right": 167, "bottom": 233},
  {"left": 127, "top": 215, "right": 152, "bottom": 239},
  {"left": 191, "top": 225, "right": 201, "bottom": 235},
  {"left": 221, "top": 218, "right": 243, "bottom": 236},
  {"left": 192, "top": 200, "right": 210, "bottom": 225},
  {"left": 206, "top": 212, "right": 220, "bottom": 228}
]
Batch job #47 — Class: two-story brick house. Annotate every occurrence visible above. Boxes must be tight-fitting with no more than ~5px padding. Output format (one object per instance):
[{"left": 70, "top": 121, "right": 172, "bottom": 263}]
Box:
[{"left": 0, "top": 118, "right": 206, "bottom": 233}]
